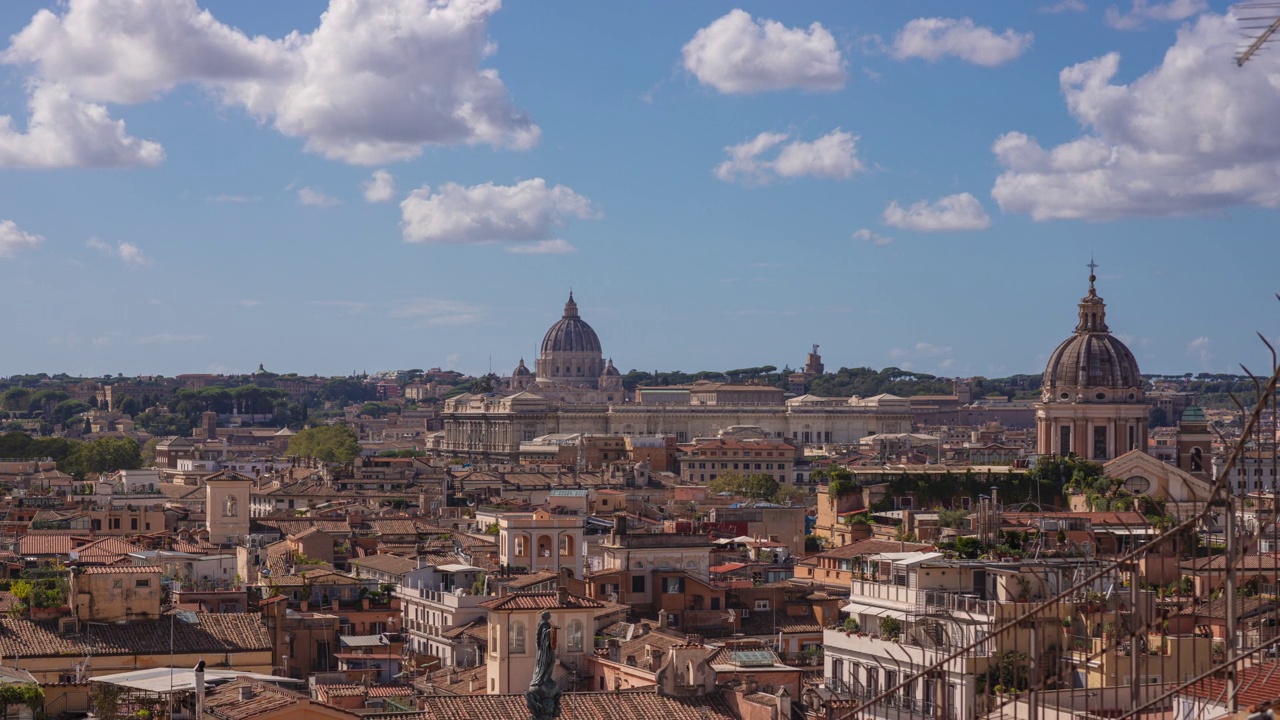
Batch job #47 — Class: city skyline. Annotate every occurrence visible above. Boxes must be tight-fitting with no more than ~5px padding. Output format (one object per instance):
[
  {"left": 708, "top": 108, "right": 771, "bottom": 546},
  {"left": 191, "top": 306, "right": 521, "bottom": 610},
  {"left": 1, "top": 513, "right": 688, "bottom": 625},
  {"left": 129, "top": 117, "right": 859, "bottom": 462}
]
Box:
[{"left": 0, "top": 1, "right": 1276, "bottom": 378}]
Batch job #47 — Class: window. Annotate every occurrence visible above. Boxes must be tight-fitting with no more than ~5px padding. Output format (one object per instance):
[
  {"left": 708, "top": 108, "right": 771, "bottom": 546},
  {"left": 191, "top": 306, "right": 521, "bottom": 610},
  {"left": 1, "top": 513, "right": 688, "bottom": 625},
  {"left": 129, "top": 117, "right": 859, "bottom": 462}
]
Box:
[
  {"left": 631, "top": 575, "right": 646, "bottom": 593},
  {"left": 510, "top": 621, "right": 526, "bottom": 653},
  {"left": 135, "top": 579, "right": 150, "bottom": 588},
  {"left": 664, "top": 577, "right": 685, "bottom": 594},
  {"left": 515, "top": 537, "right": 526, "bottom": 556},
  {"left": 567, "top": 620, "right": 584, "bottom": 652},
  {"left": 666, "top": 612, "right": 679, "bottom": 627},
  {"left": 754, "top": 600, "right": 770, "bottom": 611},
  {"left": 1093, "top": 426, "right": 1108, "bottom": 460},
  {"left": 130, "top": 518, "right": 138, "bottom": 530}
]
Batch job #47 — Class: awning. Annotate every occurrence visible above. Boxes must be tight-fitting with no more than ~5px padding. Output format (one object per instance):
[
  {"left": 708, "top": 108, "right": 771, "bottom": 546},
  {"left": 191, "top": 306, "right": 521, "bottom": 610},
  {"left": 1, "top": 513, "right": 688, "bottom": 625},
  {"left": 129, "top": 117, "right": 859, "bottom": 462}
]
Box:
[{"left": 841, "top": 602, "right": 909, "bottom": 620}]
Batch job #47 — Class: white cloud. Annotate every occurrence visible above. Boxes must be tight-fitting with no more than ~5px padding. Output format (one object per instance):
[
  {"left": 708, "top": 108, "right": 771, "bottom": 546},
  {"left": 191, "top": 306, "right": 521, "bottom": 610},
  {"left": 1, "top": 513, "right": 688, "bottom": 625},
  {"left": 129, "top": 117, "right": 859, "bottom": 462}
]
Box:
[
  {"left": 297, "top": 187, "right": 340, "bottom": 207},
  {"left": 890, "top": 17, "right": 1033, "bottom": 67},
  {"left": 362, "top": 169, "right": 396, "bottom": 203},
  {"left": 992, "top": 14, "right": 1280, "bottom": 221},
  {"left": 236, "top": 299, "right": 262, "bottom": 308},
  {"left": 883, "top": 193, "right": 992, "bottom": 231},
  {"left": 682, "top": 9, "right": 845, "bottom": 93},
  {"left": 0, "top": 219, "right": 43, "bottom": 258},
  {"left": 399, "top": 178, "right": 597, "bottom": 249},
  {"left": 505, "top": 239, "right": 576, "bottom": 255},
  {"left": 1187, "top": 336, "right": 1214, "bottom": 370},
  {"left": 1042, "top": 0, "right": 1088, "bottom": 12},
  {"left": 715, "top": 129, "right": 863, "bottom": 184},
  {"left": 0, "top": 84, "right": 163, "bottom": 168},
  {"left": 389, "top": 298, "right": 484, "bottom": 326},
  {"left": 444, "top": 352, "right": 462, "bottom": 370},
  {"left": 2, "top": 0, "right": 538, "bottom": 166},
  {"left": 852, "top": 228, "right": 893, "bottom": 246},
  {"left": 87, "top": 237, "right": 152, "bottom": 266},
  {"left": 888, "top": 341, "right": 956, "bottom": 373},
  {"left": 1105, "top": 0, "right": 1207, "bottom": 30}
]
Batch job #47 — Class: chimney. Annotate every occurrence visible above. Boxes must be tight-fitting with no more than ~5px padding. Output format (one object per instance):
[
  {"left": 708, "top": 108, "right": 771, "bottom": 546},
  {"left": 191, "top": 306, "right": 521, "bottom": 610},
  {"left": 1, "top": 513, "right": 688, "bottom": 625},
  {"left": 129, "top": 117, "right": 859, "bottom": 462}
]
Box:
[
  {"left": 742, "top": 674, "right": 758, "bottom": 694},
  {"left": 194, "top": 661, "right": 206, "bottom": 719},
  {"left": 238, "top": 686, "right": 253, "bottom": 701},
  {"left": 557, "top": 586, "right": 569, "bottom": 606}
]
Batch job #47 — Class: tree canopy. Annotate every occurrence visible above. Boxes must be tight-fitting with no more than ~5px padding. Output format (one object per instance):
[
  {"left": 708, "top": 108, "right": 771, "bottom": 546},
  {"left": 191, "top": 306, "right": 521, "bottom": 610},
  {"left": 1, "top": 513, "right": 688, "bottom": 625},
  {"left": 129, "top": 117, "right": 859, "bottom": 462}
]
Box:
[{"left": 286, "top": 425, "right": 361, "bottom": 464}]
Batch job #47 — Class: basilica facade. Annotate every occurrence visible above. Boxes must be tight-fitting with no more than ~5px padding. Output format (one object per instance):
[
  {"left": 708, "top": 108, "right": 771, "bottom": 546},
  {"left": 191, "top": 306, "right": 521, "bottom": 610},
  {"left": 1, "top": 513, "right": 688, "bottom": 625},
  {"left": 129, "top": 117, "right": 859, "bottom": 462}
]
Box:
[{"left": 437, "top": 293, "right": 912, "bottom": 462}]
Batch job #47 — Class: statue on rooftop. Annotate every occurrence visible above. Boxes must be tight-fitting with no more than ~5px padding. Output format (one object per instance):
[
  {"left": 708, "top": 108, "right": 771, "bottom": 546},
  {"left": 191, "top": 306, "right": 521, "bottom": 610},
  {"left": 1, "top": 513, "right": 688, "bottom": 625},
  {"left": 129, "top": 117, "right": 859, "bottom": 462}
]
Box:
[{"left": 525, "top": 611, "right": 561, "bottom": 719}]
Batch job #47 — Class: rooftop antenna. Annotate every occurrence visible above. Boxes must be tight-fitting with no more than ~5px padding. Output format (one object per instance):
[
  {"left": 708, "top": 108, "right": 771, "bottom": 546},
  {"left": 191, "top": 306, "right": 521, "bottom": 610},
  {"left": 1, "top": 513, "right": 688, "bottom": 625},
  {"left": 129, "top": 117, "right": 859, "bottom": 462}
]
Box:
[{"left": 1235, "top": 3, "right": 1280, "bottom": 66}]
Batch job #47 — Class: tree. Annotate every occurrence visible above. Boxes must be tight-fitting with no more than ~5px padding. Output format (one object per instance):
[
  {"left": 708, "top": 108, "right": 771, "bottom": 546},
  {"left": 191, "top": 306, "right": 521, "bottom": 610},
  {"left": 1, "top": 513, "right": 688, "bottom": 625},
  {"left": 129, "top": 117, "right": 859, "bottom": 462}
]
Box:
[
  {"left": 140, "top": 437, "right": 163, "bottom": 466},
  {"left": 1148, "top": 406, "right": 1169, "bottom": 429},
  {"left": 287, "top": 425, "right": 360, "bottom": 464},
  {"left": 1, "top": 387, "right": 30, "bottom": 412},
  {"left": 70, "top": 437, "right": 142, "bottom": 476},
  {"left": 117, "top": 395, "right": 141, "bottom": 416},
  {"left": 707, "top": 472, "right": 781, "bottom": 501},
  {"left": 51, "top": 400, "right": 91, "bottom": 426}
]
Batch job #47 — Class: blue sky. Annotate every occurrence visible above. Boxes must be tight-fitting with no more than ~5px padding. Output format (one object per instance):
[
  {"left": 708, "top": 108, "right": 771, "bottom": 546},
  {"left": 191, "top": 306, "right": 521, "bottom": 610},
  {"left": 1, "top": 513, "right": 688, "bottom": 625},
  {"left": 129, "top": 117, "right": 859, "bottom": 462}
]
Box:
[{"left": 0, "top": 0, "right": 1275, "bottom": 380}]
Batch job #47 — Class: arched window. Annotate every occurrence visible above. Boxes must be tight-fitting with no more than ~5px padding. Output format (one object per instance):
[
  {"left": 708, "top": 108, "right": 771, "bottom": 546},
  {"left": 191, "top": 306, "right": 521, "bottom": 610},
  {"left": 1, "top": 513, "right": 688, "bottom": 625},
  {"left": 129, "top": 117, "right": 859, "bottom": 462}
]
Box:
[
  {"left": 515, "top": 537, "right": 526, "bottom": 556},
  {"left": 560, "top": 535, "right": 576, "bottom": 557},
  {"left": 567, "top": 620, "right": 584, "bottom": 652},
  {"left": 1191, "top": 447, "right": 1203, "bottom": 472},
  {"left": 510, "top": 621, "right": 526, "bottom": 653}
]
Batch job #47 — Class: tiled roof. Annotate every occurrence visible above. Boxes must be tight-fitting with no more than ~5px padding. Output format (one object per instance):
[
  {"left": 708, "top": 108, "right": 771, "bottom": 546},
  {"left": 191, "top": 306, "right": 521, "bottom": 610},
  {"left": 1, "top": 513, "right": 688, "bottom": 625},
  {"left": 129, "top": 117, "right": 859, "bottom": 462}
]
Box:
[
  {"left": 75, "top": 536, "right": 145, "bottom": 558},
  {"left": 0, "top": 613, "right": 270, "bottom": 657},
  {"left": 398, "top": 690, "right": 738, "bottom": 719},
  {"left": 441, "top": 617, "right": 488, "bottom": 644},
  {"left": 369, "top": 519, "right": 420, "bottom": 537},
  {"left": 1184, "top": 659, "right": 1280, "bottom": 707},
  {"left": 503, "top": 571, "right": 558, "bottom": 590},
  {"left": 479, "top": 591, "right": 605, "bottom": 611},
  {"left": 816, "top": 538, "right": 933, "bottom": 560},
  {"left": 1175, "top": 596, "right": 1277, "bottom": 619},
  {"left": 414, "top": 663, "right": 488, "bottom": 696},
  {"left": 204, "top": 679, "right": 323, "bottom": 720},
  {"left": 350, "top": 553, "right": 417, "bottom": 576},
  {"left": 79, "top": 565, "right": 162, "bottom": 575},
  {"left": 17, "top": 534, "right": 84, "bottom": 556}
]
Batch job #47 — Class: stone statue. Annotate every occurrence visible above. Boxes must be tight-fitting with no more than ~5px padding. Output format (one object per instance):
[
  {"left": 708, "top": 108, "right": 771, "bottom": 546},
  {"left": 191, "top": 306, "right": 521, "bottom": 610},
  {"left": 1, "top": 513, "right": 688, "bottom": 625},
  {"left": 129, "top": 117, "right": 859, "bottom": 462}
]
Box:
[{"left": 525, "top": 611, "right": 561, "bottom": 719}]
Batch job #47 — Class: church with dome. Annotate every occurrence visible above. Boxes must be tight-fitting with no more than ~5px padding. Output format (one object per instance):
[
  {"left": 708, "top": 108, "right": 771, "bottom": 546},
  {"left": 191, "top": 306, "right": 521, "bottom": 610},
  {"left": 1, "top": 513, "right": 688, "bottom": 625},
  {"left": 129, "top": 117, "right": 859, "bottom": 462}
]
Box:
[
  {"left": 507, "top": 292, "right": 624, "bottom": 404},
  {"left": 1035, "top": 269, "right": 1150, "bottom": 461}
]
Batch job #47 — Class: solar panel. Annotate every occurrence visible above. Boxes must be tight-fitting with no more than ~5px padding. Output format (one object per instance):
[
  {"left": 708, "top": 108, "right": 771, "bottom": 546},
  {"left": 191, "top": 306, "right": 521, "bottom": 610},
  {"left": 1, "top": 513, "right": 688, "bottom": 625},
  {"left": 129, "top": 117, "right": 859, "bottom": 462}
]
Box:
[{"left": 729, "top": 650, "right": 774, "bottom": 667}]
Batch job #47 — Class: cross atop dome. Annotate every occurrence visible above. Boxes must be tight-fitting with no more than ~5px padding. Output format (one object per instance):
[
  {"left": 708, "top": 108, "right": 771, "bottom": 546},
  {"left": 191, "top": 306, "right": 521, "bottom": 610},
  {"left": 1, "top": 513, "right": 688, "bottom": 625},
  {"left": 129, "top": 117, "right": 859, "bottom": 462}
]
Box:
[{"left": 563, "top": 290, "right": 579, "bottom": 318}]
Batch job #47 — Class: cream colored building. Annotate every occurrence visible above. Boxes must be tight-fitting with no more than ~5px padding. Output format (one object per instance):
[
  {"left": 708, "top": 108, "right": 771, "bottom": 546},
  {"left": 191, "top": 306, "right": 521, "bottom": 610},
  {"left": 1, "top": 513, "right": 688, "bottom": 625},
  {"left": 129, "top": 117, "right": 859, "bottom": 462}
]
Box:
[
  {"left": 481, "top": 588, "right": 603, "bottom": 694},
  {"left": 205, "top": 470, "right": 252, "bottom": 545},
  {"left": 1035, "top": 271, "right": 1149, "bottom": 461},
  {"left": 498, "top": 508, "right": 585, "bottom": 579}
]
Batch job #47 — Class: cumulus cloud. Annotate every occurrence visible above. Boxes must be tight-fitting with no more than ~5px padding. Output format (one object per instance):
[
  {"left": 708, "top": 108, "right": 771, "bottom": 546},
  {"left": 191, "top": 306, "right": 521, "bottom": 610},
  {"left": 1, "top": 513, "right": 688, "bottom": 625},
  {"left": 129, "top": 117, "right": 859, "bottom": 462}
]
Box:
[
  {"left": 1, "top": 0, "right": 538, "bottom": 166},
  {"left": 399, "top": 178, "right": 597, "bottom": 250},
  {"left": 87, "top": 237, "right": 152, "bottom": 266},
  {"left": 852, "top": 228, "right": 893, "bottom": 246},
  {"left": 890, "top": 17, "right": 1033, "bottom": 67},
  {"left": 889, "top": 342, "right": 956, "bottom": 372},
  {"left": 992, "top": 13, "right": 1280, "bottom": 221},
  {"left": 883, "top": 193, "right": 992, "bottom": 231},
  {"left": 297, "top": 187, "right": 340, "bottom": 207},
  {"left": 682, "top": 9, "right": 846, "bottom": 93},
  {"left": 1105, "top": 0, "right": 1207, "bottom": 30},
  {"left": 1187, "top": 336, "right": 1214, "bottom": 370},
  {"left": 1042, "top": 0, "right": 1088, "bottom": 12},
  {"left": 715, "top": 129, "right": 863, "bottom": 184},
  {"left": 138, "top": 333, "right": 205, "bottom": 345},
  {"left": 389, "top": 298, "right": 484, "bottom": 326},
  {"left": 0, "top": 220, "right": 43, "bottom": 258},
  {"left": 0, "top": 84, "right": 164, "bottom": 168},
  {"left": 362, "top": 169, "right": 396, "bottom": 203},
  {"left": 505, "top": 239, "right": 576, "bottom": 255}
]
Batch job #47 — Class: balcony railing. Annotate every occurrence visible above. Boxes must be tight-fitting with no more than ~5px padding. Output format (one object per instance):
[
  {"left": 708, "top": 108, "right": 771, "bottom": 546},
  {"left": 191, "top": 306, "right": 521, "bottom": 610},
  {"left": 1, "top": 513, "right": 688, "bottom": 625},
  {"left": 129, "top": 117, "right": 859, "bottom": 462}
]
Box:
[{"left": 918, "top": 590, "right": 996, "bottom": 617}]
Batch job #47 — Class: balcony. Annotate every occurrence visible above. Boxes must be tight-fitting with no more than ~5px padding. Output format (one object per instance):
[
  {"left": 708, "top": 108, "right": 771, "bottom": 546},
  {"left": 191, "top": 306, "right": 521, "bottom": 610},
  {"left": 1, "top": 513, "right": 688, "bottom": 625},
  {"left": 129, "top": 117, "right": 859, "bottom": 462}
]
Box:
[
  {"left": 849, "top": 579, "right": 914, "bottom": 605},
  {"left": 917, "top": 590, "right": 996, "bottom": 617}
]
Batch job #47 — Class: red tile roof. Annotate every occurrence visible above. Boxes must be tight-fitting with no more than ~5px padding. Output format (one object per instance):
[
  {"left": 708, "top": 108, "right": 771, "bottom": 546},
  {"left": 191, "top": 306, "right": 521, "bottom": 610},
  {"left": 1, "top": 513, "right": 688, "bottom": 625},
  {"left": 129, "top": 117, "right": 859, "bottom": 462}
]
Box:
[
  {"left": 479, "top": 591, "right": 604, "bottom": 611},
  {"left": 79, "top": 565, "right": 161, "bottom": 575},
  {"left": 403, "top": 690, "right": 737, "bottom": 719}
]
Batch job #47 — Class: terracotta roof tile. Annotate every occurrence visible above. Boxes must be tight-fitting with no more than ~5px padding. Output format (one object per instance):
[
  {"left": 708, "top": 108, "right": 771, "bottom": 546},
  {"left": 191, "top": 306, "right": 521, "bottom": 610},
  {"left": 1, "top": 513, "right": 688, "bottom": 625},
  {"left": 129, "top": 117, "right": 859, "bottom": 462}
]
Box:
[
  {"left": 0, "top": 613, "right": 270, "bottom": 658},
  {"left": 479, "top": 591, "right": 604, "bottom": 611},
  {"left": 399, "top": 690, "right": 738, "bottom": 719}
]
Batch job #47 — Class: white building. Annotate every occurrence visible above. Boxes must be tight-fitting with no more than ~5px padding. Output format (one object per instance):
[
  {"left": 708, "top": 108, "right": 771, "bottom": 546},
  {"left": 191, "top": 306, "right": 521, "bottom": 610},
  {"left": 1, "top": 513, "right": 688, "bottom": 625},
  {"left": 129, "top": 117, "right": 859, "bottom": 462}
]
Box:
[{"left": 396, "top": 564, "right": 488, "bottom": 667}]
